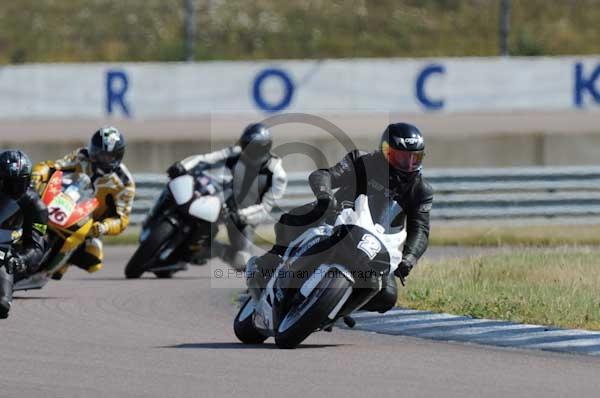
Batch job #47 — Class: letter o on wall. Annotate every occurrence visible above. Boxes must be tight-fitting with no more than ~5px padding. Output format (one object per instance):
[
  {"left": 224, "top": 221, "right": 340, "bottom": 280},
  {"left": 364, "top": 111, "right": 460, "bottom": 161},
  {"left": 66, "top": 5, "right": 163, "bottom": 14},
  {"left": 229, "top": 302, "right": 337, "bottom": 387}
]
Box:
[{"left": 252, "top": 68, "right": 294, "bottom": 113}]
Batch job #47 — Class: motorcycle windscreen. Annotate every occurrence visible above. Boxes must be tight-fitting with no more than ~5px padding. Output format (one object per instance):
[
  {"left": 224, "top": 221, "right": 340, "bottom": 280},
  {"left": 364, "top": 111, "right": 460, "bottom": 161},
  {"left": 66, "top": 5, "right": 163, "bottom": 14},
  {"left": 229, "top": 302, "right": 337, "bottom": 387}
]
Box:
[
  {"left": 0, "top": 195, "right": 21, "bottom": 230},
  {"left": 188, "top": 196, "right": 222, "bottom": 222},
  {"left": 42, "top": 170, "right": 64, "bottom": 205},
  {"left": 0, "top": 229, "right": 15, "bottom": 244},
  {"left": 169, "top": 175, "right": 195, "bottom": 205},
  {"left": 64, "top": 198, "right": 100, "bottom": 228}
]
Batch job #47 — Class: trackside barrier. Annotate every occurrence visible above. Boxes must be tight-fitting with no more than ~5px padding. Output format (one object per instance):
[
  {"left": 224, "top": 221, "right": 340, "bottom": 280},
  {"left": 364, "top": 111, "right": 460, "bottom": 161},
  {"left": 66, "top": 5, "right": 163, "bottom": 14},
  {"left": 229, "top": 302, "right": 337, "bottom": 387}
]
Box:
[{"left": 131, "top": 166, "right": 600, "bottom": 225}]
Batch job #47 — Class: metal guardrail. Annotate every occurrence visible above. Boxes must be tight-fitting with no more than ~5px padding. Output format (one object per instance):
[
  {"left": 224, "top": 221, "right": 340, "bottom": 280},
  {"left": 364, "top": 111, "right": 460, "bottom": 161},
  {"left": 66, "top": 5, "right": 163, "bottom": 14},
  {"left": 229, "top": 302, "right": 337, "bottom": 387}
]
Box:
[{"left": 131, "top": 166, "right": 600, "bottom": 225}]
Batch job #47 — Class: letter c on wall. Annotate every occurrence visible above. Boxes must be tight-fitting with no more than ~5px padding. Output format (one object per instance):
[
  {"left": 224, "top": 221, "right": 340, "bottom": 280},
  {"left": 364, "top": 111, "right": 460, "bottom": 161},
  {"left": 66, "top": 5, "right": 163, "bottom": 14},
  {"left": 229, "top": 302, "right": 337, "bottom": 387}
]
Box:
[{"left": 415, "top": 64, "right": 445, "bottom": 111}]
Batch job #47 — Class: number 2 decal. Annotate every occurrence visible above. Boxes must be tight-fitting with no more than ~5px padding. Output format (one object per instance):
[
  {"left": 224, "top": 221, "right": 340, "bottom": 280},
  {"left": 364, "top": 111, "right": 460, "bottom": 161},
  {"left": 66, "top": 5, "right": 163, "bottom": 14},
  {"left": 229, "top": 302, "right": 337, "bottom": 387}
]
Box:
[{"left": 357, "top": 234, "right": 382, "bottom": 260}]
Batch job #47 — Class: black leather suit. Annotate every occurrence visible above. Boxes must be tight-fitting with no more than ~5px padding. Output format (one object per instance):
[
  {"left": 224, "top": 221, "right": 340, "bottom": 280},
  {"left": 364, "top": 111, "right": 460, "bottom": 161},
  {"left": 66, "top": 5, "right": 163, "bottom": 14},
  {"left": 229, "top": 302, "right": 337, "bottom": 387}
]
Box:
[
  {"left": 268, "top": 150, "right": 433, "bottom": 312},
  {"left": 0, "top": 189, "right": 48, "bottom": 315}
]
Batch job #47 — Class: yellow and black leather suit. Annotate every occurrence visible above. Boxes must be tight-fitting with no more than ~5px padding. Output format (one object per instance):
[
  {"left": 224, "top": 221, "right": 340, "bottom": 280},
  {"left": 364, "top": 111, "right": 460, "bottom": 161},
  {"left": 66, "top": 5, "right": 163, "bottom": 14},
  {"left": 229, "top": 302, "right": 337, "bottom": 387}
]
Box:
[{"left": 32, "top": 148, "right": 135, "bottom": 273}]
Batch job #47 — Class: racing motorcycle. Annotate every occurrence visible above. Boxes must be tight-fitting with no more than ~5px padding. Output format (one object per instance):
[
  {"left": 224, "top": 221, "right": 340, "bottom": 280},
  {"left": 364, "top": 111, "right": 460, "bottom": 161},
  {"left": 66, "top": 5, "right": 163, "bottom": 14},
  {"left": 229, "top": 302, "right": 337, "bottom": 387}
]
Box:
[
  {"left": 125, "top": 167, "right": 231, "bottom": 279},
  {"left": 234, "top": 195, "right": 406, "bottom": 349},
  {"left": 14, "top": 170, "right": 99, "bottom": 291}
]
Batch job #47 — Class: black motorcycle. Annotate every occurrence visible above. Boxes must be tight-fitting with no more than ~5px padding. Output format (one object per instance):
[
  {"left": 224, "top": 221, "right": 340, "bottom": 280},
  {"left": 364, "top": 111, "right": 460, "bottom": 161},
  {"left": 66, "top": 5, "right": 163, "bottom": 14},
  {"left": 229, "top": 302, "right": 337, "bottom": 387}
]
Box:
[{"left": 125, "top": 167, "right": 231, "bottom": 279}]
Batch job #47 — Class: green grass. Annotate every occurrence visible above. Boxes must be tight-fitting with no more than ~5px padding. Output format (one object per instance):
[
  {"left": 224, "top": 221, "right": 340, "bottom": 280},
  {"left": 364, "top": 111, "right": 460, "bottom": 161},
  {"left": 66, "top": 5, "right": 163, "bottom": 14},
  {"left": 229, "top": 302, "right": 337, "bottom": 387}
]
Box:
[
  {"left": 101, "top": 225, "right": 276, "bottom": 246},
  {"left": 106, "top": 224, "right": 600, "bottom": 247},
  {"left": 399, "top": 249, "right": 600, "bottom": 330},
  {"left": 102, "top": 229, "right": 140, "bottom": 246},
  {"left": 430, "top": 224, "right": 600, "bottom": 247},
  {"left": 2, "top": 0, "right": 600, "bottom": 63}
]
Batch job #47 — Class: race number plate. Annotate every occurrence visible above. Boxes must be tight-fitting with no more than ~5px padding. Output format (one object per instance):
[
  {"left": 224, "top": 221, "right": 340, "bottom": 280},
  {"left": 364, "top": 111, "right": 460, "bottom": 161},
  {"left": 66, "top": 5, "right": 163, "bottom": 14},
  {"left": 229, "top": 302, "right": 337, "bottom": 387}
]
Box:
[
  {"left": 48, "top": 193, "right": 76, "bottom": 227},
  {"left": 357, "top": 234, "right": 382, "bottom": 260}
]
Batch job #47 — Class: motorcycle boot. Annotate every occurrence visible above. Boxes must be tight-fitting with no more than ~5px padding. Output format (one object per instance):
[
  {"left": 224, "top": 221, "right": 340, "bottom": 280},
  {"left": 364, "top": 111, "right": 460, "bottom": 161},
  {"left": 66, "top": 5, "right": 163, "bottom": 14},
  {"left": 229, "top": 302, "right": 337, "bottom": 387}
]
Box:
[
  {"left": 51, "top": 264, "right": 69, "bottom": 280},
  {"left": 68, "top": 238, "right": 104, "bottom": 273},
  {"left": 246, "top": 252, "right": 282, "bottom": 301},
  {"left": 361, "top": 273, "right": 398, "bottom": 313}
]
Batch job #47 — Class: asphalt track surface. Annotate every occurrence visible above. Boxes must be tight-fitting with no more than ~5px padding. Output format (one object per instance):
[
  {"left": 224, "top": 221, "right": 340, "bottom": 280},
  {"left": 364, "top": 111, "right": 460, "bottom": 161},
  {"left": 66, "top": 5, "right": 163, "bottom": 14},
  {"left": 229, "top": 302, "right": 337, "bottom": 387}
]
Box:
[{"left": 2, "top": 246, "right": 599, "bottom": 398}]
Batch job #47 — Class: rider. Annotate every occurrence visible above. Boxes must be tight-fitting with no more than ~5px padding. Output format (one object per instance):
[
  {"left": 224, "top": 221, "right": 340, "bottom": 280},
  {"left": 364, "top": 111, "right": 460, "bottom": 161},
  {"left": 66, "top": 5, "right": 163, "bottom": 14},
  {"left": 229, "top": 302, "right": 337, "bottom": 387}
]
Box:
[
  {"left": 0, "top": 150, "right": 48, "bottom": 318},
  {"left": 167, "top": 123, "right": 287, "bottom": 270},
  {"left": 248, "top": 123, "right": 433, "bottom": 313},
  {"left": 32, "top": 126, "right": 135, "bottom": 278}
]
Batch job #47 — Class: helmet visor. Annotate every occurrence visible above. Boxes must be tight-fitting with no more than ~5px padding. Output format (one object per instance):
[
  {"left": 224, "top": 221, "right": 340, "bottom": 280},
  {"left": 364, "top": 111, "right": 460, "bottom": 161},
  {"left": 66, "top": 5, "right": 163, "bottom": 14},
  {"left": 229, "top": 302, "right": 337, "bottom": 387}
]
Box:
[
  {"left": 90, "top": 148, "right": 123, "bottom": 173},
  {"left": 241, "top": 141, "right": 270, "bottom": 165},
  {"left": 383, "top": 143, "right": 424, "bottom": 173},
  {"left": 1, "top": 176, "right": 30, "bottom": 199}
]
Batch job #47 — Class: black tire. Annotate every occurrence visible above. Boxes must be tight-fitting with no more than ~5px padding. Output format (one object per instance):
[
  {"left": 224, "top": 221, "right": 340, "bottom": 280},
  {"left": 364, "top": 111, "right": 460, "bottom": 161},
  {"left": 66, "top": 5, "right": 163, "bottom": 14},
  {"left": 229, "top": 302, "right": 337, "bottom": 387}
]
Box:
[
  {"left": 234, "top": 297, "right": 267, "bottom": 344},
  {"left": 153, "top": 270, "right": 175, "bottom": 279},
  {"left": 275, "top": 270, "right": 351, "bottom": 349},
  {"left": 124, "top": 221, "right": 176, "bottom": 279}
]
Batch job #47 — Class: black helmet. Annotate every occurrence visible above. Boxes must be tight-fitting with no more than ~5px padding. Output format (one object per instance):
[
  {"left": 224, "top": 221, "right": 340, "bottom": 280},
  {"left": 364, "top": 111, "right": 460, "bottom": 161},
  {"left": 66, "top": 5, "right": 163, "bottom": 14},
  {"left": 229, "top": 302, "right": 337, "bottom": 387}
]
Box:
[
  {"left": 89, "top": 126, "right": 126, "bottom": 175},
  {"left": 0, "top": 150, "right": 32, "bottom": 199},
  {"left": 380, "top": 123, "right": 425, "bottom": 175},
  {"left": 238, "top": 123, "right": 272, "bottom": 166}
]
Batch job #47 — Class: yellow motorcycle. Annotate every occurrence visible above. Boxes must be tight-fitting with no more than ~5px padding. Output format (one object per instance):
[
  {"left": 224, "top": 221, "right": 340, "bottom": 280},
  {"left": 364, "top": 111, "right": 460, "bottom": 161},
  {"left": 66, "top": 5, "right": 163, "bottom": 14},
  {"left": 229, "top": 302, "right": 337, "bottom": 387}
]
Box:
[{"left": 15, "top": 171, "right": 99, "bottom": 291}]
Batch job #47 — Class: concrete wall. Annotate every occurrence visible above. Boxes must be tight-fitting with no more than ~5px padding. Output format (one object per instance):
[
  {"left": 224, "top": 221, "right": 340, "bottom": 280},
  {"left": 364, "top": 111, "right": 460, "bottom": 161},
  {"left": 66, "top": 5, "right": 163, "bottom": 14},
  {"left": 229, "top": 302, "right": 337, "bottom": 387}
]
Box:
[
  {"left": 3, "top": 57, "right": 600, "bottom": 117},
  {"left": 4, "top": 128, "right": 600, "bottom": 174},
  {"left": 3, "top": 56, "right": 600, "bottom": 171}
]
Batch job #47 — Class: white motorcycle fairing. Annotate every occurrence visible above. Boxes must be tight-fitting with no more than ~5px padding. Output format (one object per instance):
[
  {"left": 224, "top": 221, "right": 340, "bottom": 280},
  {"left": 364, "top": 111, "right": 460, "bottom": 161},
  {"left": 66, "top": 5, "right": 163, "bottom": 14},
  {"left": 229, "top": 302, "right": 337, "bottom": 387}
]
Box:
[
  {"left": 334, "top": 195, "right": 406, "bottom": 273},
  {"left": 168, "top": 174, "right": 223, "bottom": 223},
  {"left": 189, "top": 196, "right": 221, "bottom": 223},
  {"left": 168, "top": 175, "right": 195, "bottom": 205}
]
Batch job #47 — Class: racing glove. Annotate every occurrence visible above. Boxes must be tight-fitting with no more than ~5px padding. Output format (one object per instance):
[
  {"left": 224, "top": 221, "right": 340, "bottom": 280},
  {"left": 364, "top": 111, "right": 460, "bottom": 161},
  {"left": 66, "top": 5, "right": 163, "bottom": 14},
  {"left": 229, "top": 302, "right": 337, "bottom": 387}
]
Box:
[
  {"left": 394, "top": 254, "right": 417, "bottom": 285},
  {"left": 167, "top": 161, "right": 187, "bottom": 179},
  {"left": 91, "top": 222, "right": 108, "bottom": 238},
  {"left": 6, "top": 255, "right": 26, "bottom": 275},
  {"left": 315, "top": 190, "right": 337, "bottom": 214}
]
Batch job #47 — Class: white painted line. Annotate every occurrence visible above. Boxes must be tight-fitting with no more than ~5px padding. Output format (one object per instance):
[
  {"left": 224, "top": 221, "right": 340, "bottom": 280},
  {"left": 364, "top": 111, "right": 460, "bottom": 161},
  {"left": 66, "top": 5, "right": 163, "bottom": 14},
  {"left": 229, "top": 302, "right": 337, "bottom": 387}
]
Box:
[
  {"left": 482, "top": 329, "right": 599, "bottom": 343},
  {"left": 379, "top": 318, "right": 496, "bottom": 331},
  {"left": 436, "top": 323, "right": 544, "bottom": 337},
  {"left": 527, "top": 338, "right": 600, "bottom": 349},
  {"left": 347, "top": 308, "right": 600, "bottom": 357},
  {"left": 351, "top": 308, "right": 427, "bottom": 319},
  {"left": 358, "top": 313, "right": 463, "bottom": 325}
]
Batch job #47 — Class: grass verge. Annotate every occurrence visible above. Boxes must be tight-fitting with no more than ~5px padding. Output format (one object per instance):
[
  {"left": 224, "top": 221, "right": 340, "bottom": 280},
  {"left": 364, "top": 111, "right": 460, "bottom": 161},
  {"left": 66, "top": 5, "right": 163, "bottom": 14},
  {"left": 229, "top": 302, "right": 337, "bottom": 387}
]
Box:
[
  {"left": 430, "top": 224, "right": 600, "bottom": 247},
  {"left": 107, "top": 224, "right": 600, "bottom": 247},
  {"left": 103, "top": 229, "right": 140, "bottom": 246},
  {"left": 398, "top": 249, "right": 600, "bottom": 330}
]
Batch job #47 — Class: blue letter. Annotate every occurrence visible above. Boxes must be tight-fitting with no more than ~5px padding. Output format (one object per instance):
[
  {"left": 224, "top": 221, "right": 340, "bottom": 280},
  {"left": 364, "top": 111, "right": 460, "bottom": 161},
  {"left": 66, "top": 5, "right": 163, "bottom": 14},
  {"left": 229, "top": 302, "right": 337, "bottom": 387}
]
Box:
[
  {"left": 252, "top": 68, "right": 294, "bottom": 113},
  {"left": 574, "top": 63, "right": 600, "bottom": 108},
  {"left": 106, "top": 70, "right": 131, "bottom": 117},
  {"left": 416, "top": 64, "right": 445, "bottom": 111}
]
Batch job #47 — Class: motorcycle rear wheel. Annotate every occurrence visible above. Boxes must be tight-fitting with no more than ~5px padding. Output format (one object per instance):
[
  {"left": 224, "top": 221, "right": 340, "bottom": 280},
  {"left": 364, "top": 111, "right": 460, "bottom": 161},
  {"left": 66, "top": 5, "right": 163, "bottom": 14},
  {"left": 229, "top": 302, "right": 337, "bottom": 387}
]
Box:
[
  {"left": 124, "top": 221, "right": 176, "bottom": 279},
  {"left": 275, "top": 269, "right": 351, "bottom": 349}
]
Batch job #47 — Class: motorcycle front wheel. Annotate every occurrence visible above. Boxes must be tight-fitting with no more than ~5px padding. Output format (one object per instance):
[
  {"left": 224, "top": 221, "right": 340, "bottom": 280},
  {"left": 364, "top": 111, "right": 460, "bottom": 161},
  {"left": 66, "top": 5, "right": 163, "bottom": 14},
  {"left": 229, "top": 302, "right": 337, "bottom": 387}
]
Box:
[
  {"left": 275, "top": 269, "right": 352, "bottom": 349},
  {"left": 124, "top": 221, "right": 177, "bottom": 279},
  {"left": 233, "top": 297, "right": 268, "bottom": 344}
]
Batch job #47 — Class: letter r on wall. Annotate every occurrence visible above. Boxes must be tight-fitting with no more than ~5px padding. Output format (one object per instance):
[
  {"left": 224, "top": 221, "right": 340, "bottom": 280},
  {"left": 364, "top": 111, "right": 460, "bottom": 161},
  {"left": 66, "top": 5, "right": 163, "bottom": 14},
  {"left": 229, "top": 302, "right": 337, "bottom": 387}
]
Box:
[{"left": 106, "top": 70, "right": 131, "bottom": 117}]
